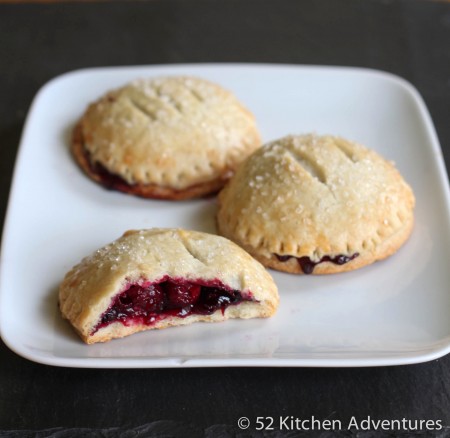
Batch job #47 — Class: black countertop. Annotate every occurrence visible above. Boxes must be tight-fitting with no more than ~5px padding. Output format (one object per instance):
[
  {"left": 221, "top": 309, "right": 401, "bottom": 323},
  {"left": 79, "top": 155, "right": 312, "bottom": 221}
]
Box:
[{"left": 1, "top": 0, "right": 450, "bottom": 436}]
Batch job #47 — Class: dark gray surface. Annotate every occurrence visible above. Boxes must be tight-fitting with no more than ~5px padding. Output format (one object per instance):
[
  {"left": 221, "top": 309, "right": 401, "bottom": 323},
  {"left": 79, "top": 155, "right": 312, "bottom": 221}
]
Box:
[{"left": 1, "top": 0, "right": 449, "bottom": 435}]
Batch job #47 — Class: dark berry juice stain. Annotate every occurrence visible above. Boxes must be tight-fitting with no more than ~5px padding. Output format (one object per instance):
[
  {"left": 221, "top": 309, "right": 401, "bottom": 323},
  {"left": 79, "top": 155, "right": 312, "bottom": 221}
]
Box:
[
  {"left": 93, "top": 160, "right": 134, "bottom": 193},
  {"left": 82, "top": 147, "right": 135, "bottom": 193},
  {"left": 276, "top": 253, "right": 359, "bottom": 274}
]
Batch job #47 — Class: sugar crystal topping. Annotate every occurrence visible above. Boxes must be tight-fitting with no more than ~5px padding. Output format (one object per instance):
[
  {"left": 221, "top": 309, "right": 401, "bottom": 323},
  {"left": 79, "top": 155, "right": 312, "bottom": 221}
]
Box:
[
  {"left": 218, "top": 134, "right": 415, "bottom": 259},
  {"left": 64, "top": 229, "right": 275, "bottom": 299}
]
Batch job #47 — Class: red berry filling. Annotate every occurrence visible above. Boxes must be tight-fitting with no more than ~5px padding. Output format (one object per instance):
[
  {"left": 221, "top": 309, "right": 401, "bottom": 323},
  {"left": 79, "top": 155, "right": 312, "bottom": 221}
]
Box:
[
  {"left": 94, "top": 277, "right": 249, "bottom": 333},
  {"left": 275, "top": 253, "right": 359, "bottom": 274}
]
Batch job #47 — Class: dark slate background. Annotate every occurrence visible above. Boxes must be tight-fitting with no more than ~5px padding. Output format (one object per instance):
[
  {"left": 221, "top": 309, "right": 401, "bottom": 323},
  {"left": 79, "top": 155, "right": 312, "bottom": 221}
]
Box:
[{"left": 0, "top": 0, "right": 449, "bottom": 436}]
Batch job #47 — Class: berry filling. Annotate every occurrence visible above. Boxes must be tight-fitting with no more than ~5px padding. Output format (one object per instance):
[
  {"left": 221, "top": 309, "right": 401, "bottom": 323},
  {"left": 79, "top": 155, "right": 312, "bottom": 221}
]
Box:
[
  {"left": 275, "top": 253, "right": 359, "bottom": 274},
  {"left": 81, "top": 146, "right": 216, "bottom": 198},
  {"left": 94, "top": 277, "right": 250, "bottom": 333},
  {"left": 83, "top": 147, "right": 134, "bottom": 193},
  {"left": 94, "top": 161, "right": 132, "bottom": 192}
]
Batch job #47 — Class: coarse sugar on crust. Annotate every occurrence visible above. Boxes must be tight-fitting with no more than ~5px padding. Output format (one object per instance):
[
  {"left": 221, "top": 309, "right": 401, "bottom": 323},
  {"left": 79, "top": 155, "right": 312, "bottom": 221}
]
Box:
[
  {"left": 217, "top": 134, "right": 415, "bottom": 274},
  {"left": 72, "top": 76, "right": 261, "bottom": 200}
]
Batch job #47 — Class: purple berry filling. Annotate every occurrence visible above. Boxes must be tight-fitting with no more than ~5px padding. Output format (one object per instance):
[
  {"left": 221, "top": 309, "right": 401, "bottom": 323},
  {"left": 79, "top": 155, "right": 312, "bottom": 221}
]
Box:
[
  {"left": 275, "top": 253, "right": 359, "bottom": 274},
  {"left": 93, "top": 277, "right": 249, "bottom": 333}
]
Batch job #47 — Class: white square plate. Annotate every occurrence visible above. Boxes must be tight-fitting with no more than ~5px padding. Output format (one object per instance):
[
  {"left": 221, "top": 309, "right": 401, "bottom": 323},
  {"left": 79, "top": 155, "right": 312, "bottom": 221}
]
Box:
[{"left": 1, "top": 64, "right": 450, "bottom": 368}]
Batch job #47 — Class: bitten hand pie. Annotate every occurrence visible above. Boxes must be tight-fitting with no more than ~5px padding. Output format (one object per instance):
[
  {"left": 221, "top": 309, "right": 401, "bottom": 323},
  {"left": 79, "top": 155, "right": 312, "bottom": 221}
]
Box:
[
  {"left": 59, "top": 228, "right": 279, "bottom": 344},
  {"left": 72, "top": 76, "right": 261, "bottom": 200},
  {"left": 217, "top": 134, "right": 415, "bottom": 274}
]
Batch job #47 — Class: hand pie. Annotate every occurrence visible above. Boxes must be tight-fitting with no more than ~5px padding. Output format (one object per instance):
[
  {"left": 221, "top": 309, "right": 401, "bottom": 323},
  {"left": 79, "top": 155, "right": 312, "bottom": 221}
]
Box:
[
  {"left": 72, "top": 76, "right": 261, "bottom": 200},
  {"left": 217, "top": 134, "right": 415, "bottom": 274},
  {"left": 59, "top": 228, "right": 279, "bottom": 344}
]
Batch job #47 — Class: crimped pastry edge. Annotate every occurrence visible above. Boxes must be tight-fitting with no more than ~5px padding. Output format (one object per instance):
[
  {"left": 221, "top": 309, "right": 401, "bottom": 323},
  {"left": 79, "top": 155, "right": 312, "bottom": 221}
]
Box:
[{"left": 217, "top": 215, "right": 414, "bottom": 275}]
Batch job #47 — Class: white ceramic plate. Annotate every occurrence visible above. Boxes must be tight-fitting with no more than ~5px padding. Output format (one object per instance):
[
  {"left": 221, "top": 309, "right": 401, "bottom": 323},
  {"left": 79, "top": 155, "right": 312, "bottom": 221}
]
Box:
[{"left": 1, "top": 64, "right": 449, "bottom": 368}]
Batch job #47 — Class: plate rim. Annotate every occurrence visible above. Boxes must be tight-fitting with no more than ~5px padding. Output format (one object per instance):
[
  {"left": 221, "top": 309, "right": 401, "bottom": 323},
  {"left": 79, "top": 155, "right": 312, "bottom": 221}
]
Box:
[{"left": 2, "top": 62, "right": 450, "bottom": 368}]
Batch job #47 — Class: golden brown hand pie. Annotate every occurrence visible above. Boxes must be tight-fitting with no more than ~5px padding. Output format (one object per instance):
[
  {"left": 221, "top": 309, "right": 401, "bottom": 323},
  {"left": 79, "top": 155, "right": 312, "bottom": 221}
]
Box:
[
  {"left": 217, "top": 134, "right": 415, "bottom": 274},
  {"left": 59, "top": 228, "right": 279, "bottom": 344},
  {"left": 72, "top": 76, "right": 261, "bottom": 200}
]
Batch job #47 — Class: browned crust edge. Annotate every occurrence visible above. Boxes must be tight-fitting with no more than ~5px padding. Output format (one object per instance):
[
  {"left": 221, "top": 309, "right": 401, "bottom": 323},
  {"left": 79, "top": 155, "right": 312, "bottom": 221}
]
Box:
[
  {"left": 71, "top": 122, "right": 233, "bottom": 200},
  {"left": 216, "top": 216, "right": 415, "bottom": 275}
]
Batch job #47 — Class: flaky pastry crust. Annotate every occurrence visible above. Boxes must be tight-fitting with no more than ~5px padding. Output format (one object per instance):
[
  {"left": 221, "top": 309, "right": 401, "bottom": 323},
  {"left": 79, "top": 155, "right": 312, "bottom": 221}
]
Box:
[
  {"left": 217, "top": 134, "right": 415, "bottom": 274},
  {"left": 59, "top": 228, "right": 279, "bottom": 343},
  {"left": 72, "top": 76, "right": 261, "bottom": 199}
]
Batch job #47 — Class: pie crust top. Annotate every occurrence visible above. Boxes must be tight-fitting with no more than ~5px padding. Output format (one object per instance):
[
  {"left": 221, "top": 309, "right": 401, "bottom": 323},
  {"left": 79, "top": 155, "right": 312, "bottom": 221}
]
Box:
[
  {"left": 73, "top": 76, "right": 261, "bottom": 196},
  {"left": 59, "top": 228, "right": 279, "bottom": 343},
  {"left": 217, "top": 134, "right": 415, "bottom": 274}
]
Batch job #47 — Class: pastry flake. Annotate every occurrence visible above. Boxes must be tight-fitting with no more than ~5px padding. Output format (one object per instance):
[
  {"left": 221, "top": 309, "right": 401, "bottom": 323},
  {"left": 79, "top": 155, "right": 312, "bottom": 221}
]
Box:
[
  {"left": 72, "top": 76, "right": 261, "bottom": 199},
  {"left": 217, "top": 134, "right": 415, "bottom": 274},
  {"left": 59, "top": 228, "right": 279, "bottom": 344}
]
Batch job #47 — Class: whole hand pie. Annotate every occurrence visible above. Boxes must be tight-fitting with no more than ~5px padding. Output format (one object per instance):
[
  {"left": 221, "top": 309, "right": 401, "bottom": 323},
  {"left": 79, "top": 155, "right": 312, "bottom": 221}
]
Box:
[
  {"left": 72, "top": 76, "right": 261, "bottom": 200},
  {"left": 59, "top": 228, "right": 279, "bottom": 344},
  {"left": 217, "top": 134, "right": 415, "bottom": 274}
]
